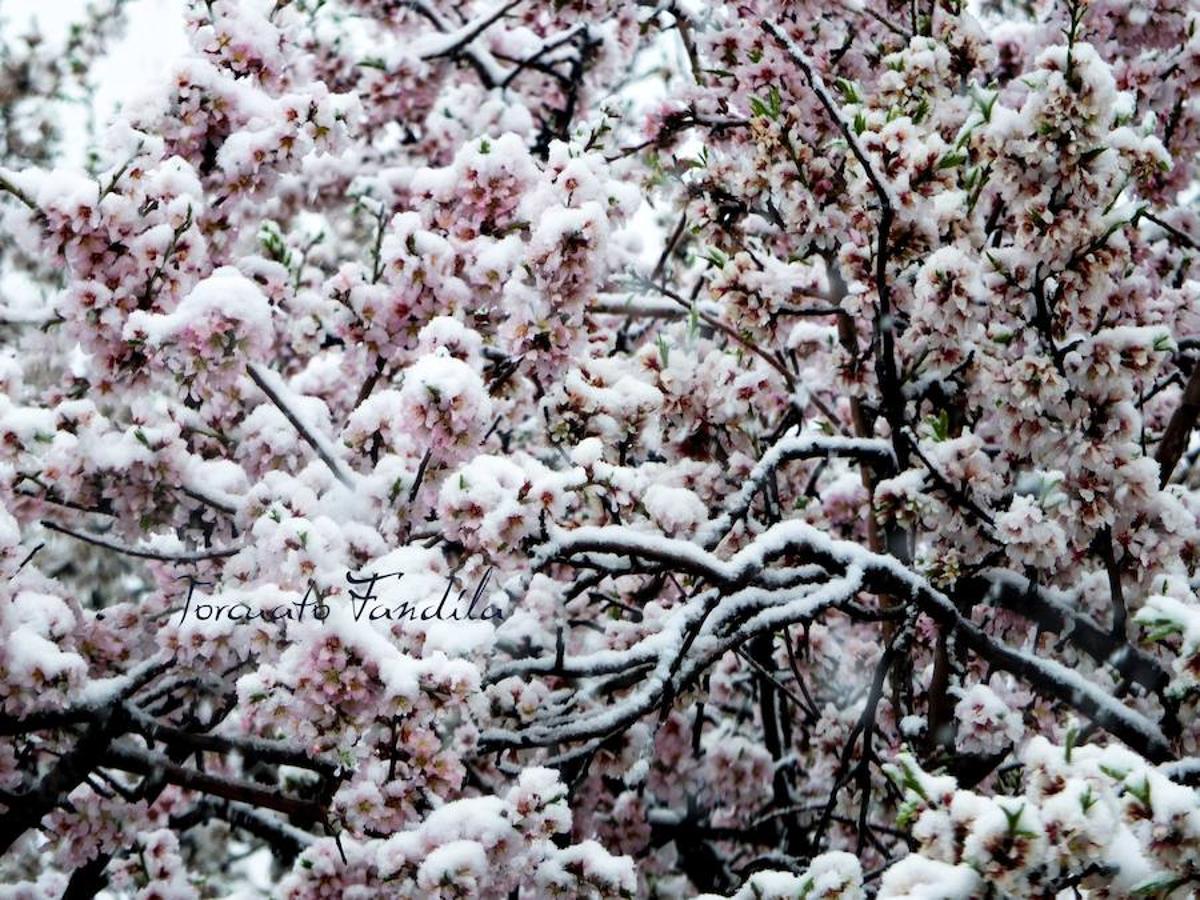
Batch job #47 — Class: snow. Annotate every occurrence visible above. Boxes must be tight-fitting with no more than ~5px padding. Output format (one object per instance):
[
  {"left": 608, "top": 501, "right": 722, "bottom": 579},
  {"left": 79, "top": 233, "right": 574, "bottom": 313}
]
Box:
[
  {"left": 624, "top": 758, "right": 649, "bottom": 786},
  {"left": 806, "top": 852, "right": 863, "bottom": 896},
  {"left": 127, "top": 267, "right": 272, "bottom": 346},
  {"left": 537, "top": 840, "right": 638, "bottom": 894},
  {"left": 403, "top": 356, "right": 473, "bottom": 398},
  {"left": 642, "top": 483, "right": 708, "bottom": 537},
  {"left": 74, "top": 653, "right": 168, "bottom": 707},
  {"left": 247, "top": 362, "right": 356, "bottom": 488},
  {"left": 786, "top": 321, "right": 838, "bottom": 349},
  {"left": 422, "top": 618, "right": 497, "bottom": 656},
  {"left": 406, "top": 796, "right": 510, "bottom": 849},
  {"left": 877, "top": 856, "right": 979, "bottom": 899},
  {"left": 539, "top": 517, "right": 1173, "bottom": 762},
  {"left": 5, "top": 625, "right": 86, "bottom": 686},
  {"left": 406, "top": 1, "right": 509, "bottom": 86},
  {"left": 726, "top": 570, "right": 865, "bottom": 636},
  {"left": 570, "top": 437, "right": 605, "bottom": 468},
  {"left": 417, "top": 839, "right": 488, "bottom": 883},
  {"left": 697, "top": 429, "right": 894, "bottom": 549},
  {"left": 181, "top": 457, "right": 246, "bottom": 508}
]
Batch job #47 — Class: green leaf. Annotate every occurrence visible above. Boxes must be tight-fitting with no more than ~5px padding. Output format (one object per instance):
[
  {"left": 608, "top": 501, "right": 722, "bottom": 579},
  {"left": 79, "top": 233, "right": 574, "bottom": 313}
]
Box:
[
  {"left": 1145, "top": 623, "right": 1184, "bottom": 642},
  {"left": 1152, "top": 333, "right": 1176, "bottom": 352},
  {"left": 1132, "top": 875, "right": 1193, "bottom": 896},
  {"left": 1099, "top": 763, "right": 1130, "bottom": 782},
  {"left": 976, "top": 89, "right": 998, "bottom": 122},
  {"left": 1126, "top": 775, "right": 1152, "bottom": 809},
  {"left": 912, "top": 97, "right": 930, "bottom": 125},
  {"left": 1080, "top": 785, "right": 1097, "bottom": 813},
  {"left": 704, "top": 248, "right": 728, "bottom": 268},
  {"left": 927, "top": 410, "right": 950, "bottom": 442},
  {"left": 996, "top": 802, "right": 1038, "bottom": 840},
  {"left": 747, "top": 86, "right": 783, "bottom": 120},
  {"left": 834, "top": 78, "right": 861, "bottom": 104}
]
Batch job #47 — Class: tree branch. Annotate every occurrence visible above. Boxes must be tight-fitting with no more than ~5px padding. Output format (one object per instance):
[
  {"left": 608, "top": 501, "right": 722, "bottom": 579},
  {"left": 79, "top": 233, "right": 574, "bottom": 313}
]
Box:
[
  {"left": 247, "top": 363, "right": 355, "bottom": 488},
  {"left": 1156, "top": 361, "right": 1200, "bottom": 486},
  {"left": 41, "top": 519, "right": 240, "bottom": 563},
  {"left": 764, "top": 20, "right": 908, "bottom": 470},
  {"left": 101, "top": 741, "right": 323, "bottom": 819}
]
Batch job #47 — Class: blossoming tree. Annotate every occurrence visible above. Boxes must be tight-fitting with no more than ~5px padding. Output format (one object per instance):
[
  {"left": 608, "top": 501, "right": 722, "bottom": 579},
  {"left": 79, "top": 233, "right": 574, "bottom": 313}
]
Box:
[{"left": 2, "top": 0, "right": 1200, "bottom": 895}]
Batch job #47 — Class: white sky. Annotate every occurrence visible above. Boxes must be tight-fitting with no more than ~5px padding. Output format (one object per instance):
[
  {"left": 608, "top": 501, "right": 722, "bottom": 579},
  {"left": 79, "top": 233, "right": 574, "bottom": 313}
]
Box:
[{"left": 1, "top": 0, "right": 187, "bottom": 119}]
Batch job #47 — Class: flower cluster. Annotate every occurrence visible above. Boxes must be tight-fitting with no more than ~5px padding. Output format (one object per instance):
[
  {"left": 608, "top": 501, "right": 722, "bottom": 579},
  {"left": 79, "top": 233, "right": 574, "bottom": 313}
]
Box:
[{"left": 2, "top": 0, "right": 1200, "bottom": 896}]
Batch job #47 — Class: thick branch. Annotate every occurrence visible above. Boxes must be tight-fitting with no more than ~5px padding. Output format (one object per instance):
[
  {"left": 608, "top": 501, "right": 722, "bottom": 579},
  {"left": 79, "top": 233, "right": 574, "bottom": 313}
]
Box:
[
  {"left": 958, "top": 572, "right": 1168, "bottom": 694},
  {"left": 522, "top": 524, "right": 1173, "bottom": 761},
  {"left": 0, "top": 710, "right": 127, "bottom": 854},
  {"left": 120, "top": 703, "right": 341, "bottom": 776},
  {"left": 101, "top": 742, "right": 323, "bottom": 819},
  {"left": 1156, "top": 361, "right": 1200, "bottom": 487},
  {"left": 0, "top": 654, "right": 171, "bottom": 737},
  {"left": 175, "top": 799, "right": 314, "bottom": 857},
  {"left": 697, "top": 430, "right": 895, "bottom": 550}
]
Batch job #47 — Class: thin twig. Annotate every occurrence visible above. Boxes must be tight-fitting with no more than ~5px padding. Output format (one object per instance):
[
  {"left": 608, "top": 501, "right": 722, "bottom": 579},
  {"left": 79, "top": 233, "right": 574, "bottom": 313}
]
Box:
[
  {"left": 41, "top": 520, "right": 240, "bottom": 563},
  {"left": 247, "top": 363, "right": 355, "bottom": 488}
]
